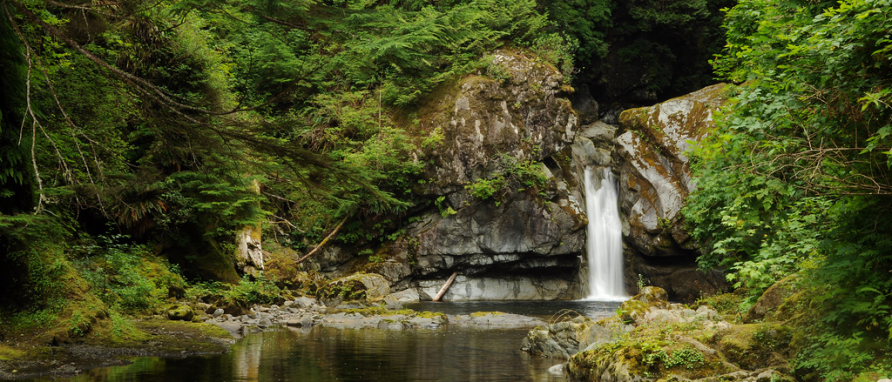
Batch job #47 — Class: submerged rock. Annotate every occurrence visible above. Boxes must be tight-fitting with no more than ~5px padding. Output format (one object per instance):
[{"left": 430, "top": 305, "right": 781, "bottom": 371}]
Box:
[{"left": 450, "top": 312, "right": 545, "bottom": 329}]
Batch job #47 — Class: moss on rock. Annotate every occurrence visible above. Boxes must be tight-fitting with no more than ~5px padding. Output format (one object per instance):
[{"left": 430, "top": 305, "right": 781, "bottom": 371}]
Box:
[
  {"left": 165, "top": 304, "right": 195, "bottom": 321},
  {"left": 715, "top": 323, "right": 792, "bottom": 370}
]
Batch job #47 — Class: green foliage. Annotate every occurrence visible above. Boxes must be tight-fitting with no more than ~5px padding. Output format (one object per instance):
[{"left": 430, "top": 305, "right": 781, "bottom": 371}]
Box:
[
  {"left": 0, "top": 14, "right": 32, "bottom": 213},
  {"left": 465, "top": 154, "right": 549, "bottom": 203},
  {"left": 228, "top": 276, "right": 282, "bottom": 305},
  {"left": 77, "top": 235, "right": 186, "bottom": 313},
  {"left": 435, "top": 195, "right": 457, "bottom": 217},
  {"left": 466, "top": 176, "right": 506, "bottom": 201},
  {"left": 663, "top": 348, "right": 707, "bottom": 369},
  {"left": 186, "top": 275, "right": 282, "bottom": 307},
  {"left": 686, "top": 0, "right": 892, "bottom": 379}
]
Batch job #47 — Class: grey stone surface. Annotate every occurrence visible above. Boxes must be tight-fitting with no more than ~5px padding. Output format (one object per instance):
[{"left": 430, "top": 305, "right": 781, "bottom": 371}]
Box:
[
  {"left": 416, "top": 275, "right": 579, "bottom": 301},
  {"left": 615, "top": 84, "right": 727, "bottom": 258}
]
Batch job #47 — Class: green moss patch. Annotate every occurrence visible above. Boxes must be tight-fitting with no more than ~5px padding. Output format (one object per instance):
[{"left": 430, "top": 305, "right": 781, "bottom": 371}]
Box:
[{"left": 0, "top": 345, "right": 26, "bottom": 361}]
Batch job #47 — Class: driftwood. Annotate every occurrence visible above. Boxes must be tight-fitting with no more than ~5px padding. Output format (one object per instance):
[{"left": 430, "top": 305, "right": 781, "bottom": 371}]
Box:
[
  {"left": 296, "top": 217, "right": 348, "bottom": 265},
  {"left": 433, "top": 272, "right": 459, "bottom": 302}
]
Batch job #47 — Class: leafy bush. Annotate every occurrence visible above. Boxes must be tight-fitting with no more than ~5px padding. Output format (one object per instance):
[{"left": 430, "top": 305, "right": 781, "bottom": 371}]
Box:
[
  {"left": 686, "top": 0, "right": 892, "bottom": 379},
  {"left": 186, "top": 276, "right": 282, "bottom": 308},
  {"left": 465, "top": 154, "right": 549, "bottom": 203},
  {"left": 78, "top": 235, "right": 186, "bottom": 313}
]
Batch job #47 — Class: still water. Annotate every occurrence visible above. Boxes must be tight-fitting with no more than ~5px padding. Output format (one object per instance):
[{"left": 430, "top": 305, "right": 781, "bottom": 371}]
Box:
[{"left": 46, "top": 301, "right": 621, "bottom": 382}]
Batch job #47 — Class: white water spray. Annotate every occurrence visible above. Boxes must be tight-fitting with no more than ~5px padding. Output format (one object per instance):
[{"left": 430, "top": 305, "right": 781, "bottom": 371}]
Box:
[{"left": 583, "top": 167, "right": 627, "bottom": 301}]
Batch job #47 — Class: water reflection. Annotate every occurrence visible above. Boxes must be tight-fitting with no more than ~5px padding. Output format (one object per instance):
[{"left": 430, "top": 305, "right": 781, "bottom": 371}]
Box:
[
  {"left": 407, "top": 300, "right": 621, "bottom": 320},
  {"left": 51, "top": 327, "right": 566, "bottom": 382}
]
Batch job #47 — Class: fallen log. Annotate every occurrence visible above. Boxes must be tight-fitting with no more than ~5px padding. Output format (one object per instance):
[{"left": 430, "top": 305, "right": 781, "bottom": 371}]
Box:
[{"left": 433, "top": 272, "right": 459, "bottom": 302}]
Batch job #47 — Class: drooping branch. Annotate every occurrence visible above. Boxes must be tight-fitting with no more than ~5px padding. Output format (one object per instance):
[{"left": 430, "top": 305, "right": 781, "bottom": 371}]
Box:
[
  {"left": 5, "top": 2, "right": 46, "bottom": 212},
  {"left": 9, "top": 1, "right": 257, "bottom": 117},
  {"left": 296, "top": 216, "right": 348, "bottom": 265}
]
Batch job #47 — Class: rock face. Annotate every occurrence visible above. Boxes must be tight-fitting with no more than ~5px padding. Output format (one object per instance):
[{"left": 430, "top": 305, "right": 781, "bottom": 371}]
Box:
[
  {"left": 614, "top": 84, "right": 730, "bottom": 300},
  {"left": 382, "top": 50, "right": 587, "bottom": 300},
  {"left": 420, "top": 50, "right": 577, "bottom": 194},
  {"left": 616, "top": 83, "right": 725, "bottom": 257}
]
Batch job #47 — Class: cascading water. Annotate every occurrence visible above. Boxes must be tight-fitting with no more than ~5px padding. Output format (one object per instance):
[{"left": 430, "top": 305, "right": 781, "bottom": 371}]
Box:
[{"left": 583, "top": 167, "right": 627, "bottom": 301}]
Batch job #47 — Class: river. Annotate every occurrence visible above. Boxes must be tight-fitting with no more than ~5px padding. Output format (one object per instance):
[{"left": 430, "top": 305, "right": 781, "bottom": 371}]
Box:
[{"left": 37, "top": 300, "right": 621, "bottom": 382}]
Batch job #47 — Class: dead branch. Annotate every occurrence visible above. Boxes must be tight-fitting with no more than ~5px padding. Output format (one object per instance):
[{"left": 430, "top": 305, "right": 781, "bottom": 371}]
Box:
[{"left": 296, "top": 216, "right": 349, "bottom": 265}]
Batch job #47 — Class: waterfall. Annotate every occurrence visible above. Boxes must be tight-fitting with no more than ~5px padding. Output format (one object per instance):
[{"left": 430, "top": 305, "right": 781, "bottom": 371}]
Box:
[{"left": 583, "top": 167, "right": 627, "bottom": 301}]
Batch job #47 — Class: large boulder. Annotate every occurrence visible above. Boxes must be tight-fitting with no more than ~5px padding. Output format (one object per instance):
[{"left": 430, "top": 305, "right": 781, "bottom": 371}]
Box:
[
  {"left": 616, "top": 83, "right": 726, "bottom": 257},
  {"left": 615, "top": 84, "right": 730, "bottom": 300}
]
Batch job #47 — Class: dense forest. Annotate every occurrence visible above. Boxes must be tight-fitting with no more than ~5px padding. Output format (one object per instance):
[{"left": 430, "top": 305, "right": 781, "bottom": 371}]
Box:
[{"left": 0, "top": 0, "right": 889, "bottom": 380}]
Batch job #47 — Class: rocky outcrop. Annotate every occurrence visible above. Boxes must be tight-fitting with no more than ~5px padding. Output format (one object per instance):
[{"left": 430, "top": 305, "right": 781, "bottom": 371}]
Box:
[
  {"left": 556, "top": 287, "right": 795, "bottom": 382},
  {"left": 616, "top": 83, "right": 726, "bottom": 257},
  {"left": 614, "top": 84, "right": 730, "bottom": 300},
  {"left": 235, "top": 179, "right": 264, "bottom": 275},
  {"left": 379, "top": 50, "right": 587, "bottom": 299},
  {"left": 419, "top": 50, "right": 577, "bottom": 195},
  {"left": 522, "top": 315, "right": 629, "bottom": 359}
]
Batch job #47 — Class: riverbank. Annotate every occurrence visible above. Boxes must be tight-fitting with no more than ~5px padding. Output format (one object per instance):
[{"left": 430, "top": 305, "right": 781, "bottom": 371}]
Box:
[
  {"left": 0, "top": 319, "right": 234, "bottom": 380},
  {"left": 520, "top": 286, "right": 802, "bottom": 381},
  {"left": 0, "top": 296, "right": 554, "bottom": 380}
]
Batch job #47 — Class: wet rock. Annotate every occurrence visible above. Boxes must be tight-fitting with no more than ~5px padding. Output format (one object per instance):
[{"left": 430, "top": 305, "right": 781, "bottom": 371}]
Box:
[
  {"left": 383, "top": 289, "right": 421, "bottom": 308},
  {"left": 377, "top": 320, "right": 406, "bottom": 330},
  {"left": 450, "top": 312, "right": 545, "bottom": 329},
  {"left": 212, "top": 309, "right": 224, "bottom": 317},
  {"left": 522, "top": 316, "right": 628, "bottom": 359},
  {"left": 416, "top": 275, "right": 579, "bottom": 301}
]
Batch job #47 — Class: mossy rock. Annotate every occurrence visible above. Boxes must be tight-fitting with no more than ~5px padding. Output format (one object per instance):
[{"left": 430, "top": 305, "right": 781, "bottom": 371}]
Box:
[
  {"left": 696, "top": 292, "right": 745, "bottom": 317},
  {"left": 619, "top": 299, "right": 649, "bottom": 324},
  {"left": 715, "top": 323, "right": 792, "bottom": 369},
  {"left": 635, "top": 286, "right": 669, "bottom": 304},
  {"left": 318, "top": 279, "right": 368, "bottom": 304},
  {"left": 318, "top": 273, "right": 391, "bottom": 304},
  {"left": 0, "top": 345, "right": 26, "bottom": 361},
  {"left": 166, "top": 304, "right": 195, "bottom": 321},
  {"left": 746, "top": 275, "right": 799, "bottom": 322}
]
